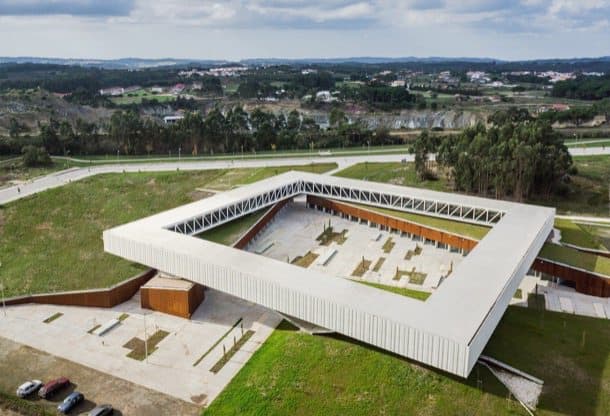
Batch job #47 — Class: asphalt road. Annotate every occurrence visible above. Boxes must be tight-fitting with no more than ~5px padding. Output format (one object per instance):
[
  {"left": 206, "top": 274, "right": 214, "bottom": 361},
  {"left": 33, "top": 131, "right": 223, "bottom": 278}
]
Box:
[
  {"left": 0, "top": 154, "right": 409, "bottom": 205},
  {"left": 2, "top": 146, "right": 609, "bottom": 206}
]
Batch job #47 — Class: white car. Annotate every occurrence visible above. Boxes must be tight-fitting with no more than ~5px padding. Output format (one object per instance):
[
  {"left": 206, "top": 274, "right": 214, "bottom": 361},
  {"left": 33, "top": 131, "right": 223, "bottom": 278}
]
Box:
[{"left": 16, "top": 380, "right": 43, "bottom": 398}]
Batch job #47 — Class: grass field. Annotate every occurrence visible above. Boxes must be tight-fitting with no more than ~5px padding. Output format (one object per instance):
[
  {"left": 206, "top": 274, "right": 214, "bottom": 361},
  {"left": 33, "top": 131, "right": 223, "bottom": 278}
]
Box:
[
  {"left": 335, "top": 162, "right": 449, "bottom": 191},
  {"left": 198, "top": 209, "right": 267, "bottom": 246},
  {"left": 110, "top": 89, "right": 176, "bottom": 105},
  {"left": 204, "top": 306, "right": 610, "bottom": 416},
  {"left": 554, "top": 218, "right": 608, "bottom": 250},
  {"left": 539, "top": 243, "right": 610, "bottom": 276},
  {"left": 0, "top": 164, "right": 336, "bottom": 298},
  {"left": 335, "top": 159, "right": 610, "bottom": 216}
]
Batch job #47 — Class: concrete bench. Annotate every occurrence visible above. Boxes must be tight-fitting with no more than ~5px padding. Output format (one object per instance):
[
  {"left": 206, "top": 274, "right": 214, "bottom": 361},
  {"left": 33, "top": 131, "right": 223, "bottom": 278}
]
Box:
[
  {"left": 317, "top": 248, "right": 338, "bottom": 266},
  {"left": 94, "top": 318, "right": 120, "bottom": 336}
]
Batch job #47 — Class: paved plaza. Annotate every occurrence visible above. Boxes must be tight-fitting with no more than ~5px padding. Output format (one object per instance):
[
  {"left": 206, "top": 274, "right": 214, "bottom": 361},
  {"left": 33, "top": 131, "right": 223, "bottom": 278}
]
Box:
[
  {"left": 247, "top": 199, "right": 466, "bottom": 293},
  {"left": 0, "top": 289, "right": 281, "bottom": 406}
]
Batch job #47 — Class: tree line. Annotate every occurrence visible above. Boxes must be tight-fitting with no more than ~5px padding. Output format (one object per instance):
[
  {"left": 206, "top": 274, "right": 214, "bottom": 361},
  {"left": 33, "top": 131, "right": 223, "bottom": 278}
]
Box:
[
  {"left": 552, "top": 75, "right": 610, "bottom": 100},
  {"left": 413, "top": 117, "right": 574, "bottom": 202},
  {"left": 0, "top": 107, "right": 398, "bottom": 157}
]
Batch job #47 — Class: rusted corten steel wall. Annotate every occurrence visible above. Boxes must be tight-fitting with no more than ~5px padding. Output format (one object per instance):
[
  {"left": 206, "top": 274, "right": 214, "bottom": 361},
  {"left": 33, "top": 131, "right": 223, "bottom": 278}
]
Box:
[
  {"left": 233, "top": 197, "right": 292, "bottom": 249},
  {"left": 532, "top": 258, "right": 610, "bottom": 297},
  {"left": 306, "top": 195, "right": 478, "bottom": 252},
  {"left": 308, "top": 195, "right": 610, "bottom": 298},
  {"left": 4, "top": 269, "right": 156, "bottom": 307},
  {"left": 140, "top": 283, "right": 205, "bottom": 319}
]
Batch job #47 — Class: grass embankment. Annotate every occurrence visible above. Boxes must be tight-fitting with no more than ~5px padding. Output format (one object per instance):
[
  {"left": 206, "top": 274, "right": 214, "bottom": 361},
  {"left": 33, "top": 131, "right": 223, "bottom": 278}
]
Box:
[
  {"left": 204, "top": 307, "right": 610, "bottom": 416},
  {"left": 335, "top": 161, "right": 449, "bottom": 192},
  {"left": 335, "top": 158, "right": 610, "bottom": 217},
  {"left": 539, "top": 244, "right": 610, "bottom": 276},
  {"left": 355, "top": 280, "right": 430, "bottom": 301},
  {"left": 198, "top": 209, "right": 267, "bottom": 246},
  {"left": 354, "top": 203, "right": 490, "bottom": 240},
  {"left": 0, "top": 164, "right": 336, "bottom": 298},
  {"left": 555, "top": 218, "right": 609, "bottom": 250},
  {"left": 0, "top": 390, "right": 54, "bottom": 416}
]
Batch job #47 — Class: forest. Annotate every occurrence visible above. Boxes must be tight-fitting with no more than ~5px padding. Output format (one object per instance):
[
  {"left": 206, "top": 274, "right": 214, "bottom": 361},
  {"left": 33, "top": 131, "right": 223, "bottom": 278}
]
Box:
[{"left": 413, "top": 118, "right": 573, "bottom": 202}]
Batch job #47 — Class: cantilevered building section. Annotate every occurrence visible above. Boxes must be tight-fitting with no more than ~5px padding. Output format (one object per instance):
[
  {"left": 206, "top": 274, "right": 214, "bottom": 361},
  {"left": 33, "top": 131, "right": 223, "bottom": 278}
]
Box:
[{"left": 103, "top": 171, "right": 554, "bottom": 378}]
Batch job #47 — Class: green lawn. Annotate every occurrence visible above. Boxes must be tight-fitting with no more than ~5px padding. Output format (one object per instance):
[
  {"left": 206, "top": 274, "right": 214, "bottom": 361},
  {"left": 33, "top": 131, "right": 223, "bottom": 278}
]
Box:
[
  {"left": 554, "top": 218, "right": 608, "bottom": 250},
  {"left": 335, "top": 159, "right": 610, "bottom": 217},
  {"left": 539, "top": 243, "right": 610, "bottom": 276},
  {"left": 353, "top": 280, "right": 430, "bottom": 301},
  {"left": 204, "top": 307, "right": 610, "bottom": 416},
  {"left": 536, "top": 155, "right": 610, "bottom": 216},
  {"left": 0, "top": 164, "right": 336, "bottom": 298},
  {"left": 353, "top": 203, "right": 490, "bottom": 240},
  {"left": 110, "top": 89, "right": 176, "bottom": 105},
  {"left": 335, "top": 162, "right": 449, "bottom": 192},
  {"left": 198, "top": 209, "right": 267, "bottom": 246}
]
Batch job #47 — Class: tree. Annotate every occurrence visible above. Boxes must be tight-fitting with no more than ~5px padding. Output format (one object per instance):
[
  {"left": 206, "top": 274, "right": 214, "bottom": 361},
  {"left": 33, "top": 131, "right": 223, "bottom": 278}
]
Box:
[
  {"left": 413, "top": 130, "right": 435, "bottom": 181},
  {"left": 329, "top": 107, "right": 347, "bottom": 128},
  {"left": 22, "top": 146, "right": 52, "bottom": 167}
]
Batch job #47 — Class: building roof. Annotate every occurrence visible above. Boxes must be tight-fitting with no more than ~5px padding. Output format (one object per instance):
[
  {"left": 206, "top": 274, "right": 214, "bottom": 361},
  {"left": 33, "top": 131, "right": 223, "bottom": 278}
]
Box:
[{"left": 104, "top": 171, "right": 553, "bottom": 377}]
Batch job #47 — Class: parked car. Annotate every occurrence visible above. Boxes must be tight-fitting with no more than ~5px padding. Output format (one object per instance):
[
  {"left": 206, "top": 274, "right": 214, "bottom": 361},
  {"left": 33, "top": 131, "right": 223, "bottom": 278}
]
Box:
[
  {"left": 89, "top": 404, "right": 113, "bottom": 416},
  {"left": 38, "top": 377, "right": 70, "bottom": 399},
  {"left": 16, "top": 380, "right": 43, "bottom": 398},
  {"left": 57, "top": 391, "right": 84, "bottom": 414}
]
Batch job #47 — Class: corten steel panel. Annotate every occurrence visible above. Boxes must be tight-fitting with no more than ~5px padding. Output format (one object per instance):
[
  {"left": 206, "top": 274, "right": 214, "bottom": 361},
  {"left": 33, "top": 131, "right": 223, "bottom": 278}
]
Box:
[
  {"left": 307, "top": 195, "right": 478, "bottom": 252},
  {"left": 141, "top": 283, "right": 205, "bottom": 319},
  {"left": 3, "top": 269, "right": 156, "bottom": 307},
  {"left": 532, "top": 259, "right": 610, "bottom": 297},
  {"left": 233, "top": 198, "right": 291, "bottom": 249}
]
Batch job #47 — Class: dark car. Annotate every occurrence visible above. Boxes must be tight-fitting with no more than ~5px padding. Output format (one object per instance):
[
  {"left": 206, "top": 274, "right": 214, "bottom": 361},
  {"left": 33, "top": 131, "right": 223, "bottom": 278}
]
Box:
[
  {"left": 89, "top": 404, "right": 113, "bottom": 416},
  {"left": 57, "top": 391, "right": 84, "bottom": 414},
  {"left": 38, "top": 377, "right": 70, "bottom": 399}
]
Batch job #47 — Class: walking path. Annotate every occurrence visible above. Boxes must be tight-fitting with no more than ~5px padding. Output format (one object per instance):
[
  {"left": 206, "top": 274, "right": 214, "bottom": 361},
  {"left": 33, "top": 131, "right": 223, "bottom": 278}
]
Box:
[
  {"left": 1, "top": 145, "right": 609, "bottom": 206},
  {"left": 0, "top": 154, "right": 409, "bottom": 205}
]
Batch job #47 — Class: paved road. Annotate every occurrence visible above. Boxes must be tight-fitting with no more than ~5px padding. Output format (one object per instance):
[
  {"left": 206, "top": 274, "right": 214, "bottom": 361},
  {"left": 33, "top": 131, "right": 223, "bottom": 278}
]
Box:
[
  {"left": 2, "top": 145, "right": 610, "bottom": 206},
  {"left": 0, "top": 154, "right": 409, "bottom": 205}
]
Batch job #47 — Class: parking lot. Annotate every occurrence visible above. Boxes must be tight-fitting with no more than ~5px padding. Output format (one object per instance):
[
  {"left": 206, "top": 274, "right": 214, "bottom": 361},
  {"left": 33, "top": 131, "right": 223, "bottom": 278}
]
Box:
[{"left": 0, "top": 289, "right": 281, "bottom": 411}]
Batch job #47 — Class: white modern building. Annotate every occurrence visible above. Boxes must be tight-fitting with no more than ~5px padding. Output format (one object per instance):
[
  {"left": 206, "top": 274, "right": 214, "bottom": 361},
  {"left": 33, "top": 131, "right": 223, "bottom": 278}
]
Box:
[{"left": 103, "top": 171, "right": 554, "bottom": 378}]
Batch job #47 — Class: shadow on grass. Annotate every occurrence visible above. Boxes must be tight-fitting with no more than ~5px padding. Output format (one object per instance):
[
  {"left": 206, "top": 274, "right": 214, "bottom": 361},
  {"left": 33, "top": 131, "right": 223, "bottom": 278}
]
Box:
[{"left": 284, "top": 302, "right": 610, "bottom": 415}]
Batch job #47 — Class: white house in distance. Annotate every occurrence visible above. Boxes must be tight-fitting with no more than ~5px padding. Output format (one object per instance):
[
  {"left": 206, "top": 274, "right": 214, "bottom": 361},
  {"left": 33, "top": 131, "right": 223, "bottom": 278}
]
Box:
[{"left": 163, "top": 115, "right": 184, "bottom": 124}]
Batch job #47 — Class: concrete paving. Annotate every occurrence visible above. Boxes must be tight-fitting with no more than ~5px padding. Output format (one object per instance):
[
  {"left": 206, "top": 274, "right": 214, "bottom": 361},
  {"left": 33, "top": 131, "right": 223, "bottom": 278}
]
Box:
[
  {"left": 537, "top": 283, "right": 610, "bottom": 319},
  {"left": 246, "top": 199, "right": 464, "bottom": 294},
  {"left": 0, "top": 289, "right": 281, "bottom": 406}
]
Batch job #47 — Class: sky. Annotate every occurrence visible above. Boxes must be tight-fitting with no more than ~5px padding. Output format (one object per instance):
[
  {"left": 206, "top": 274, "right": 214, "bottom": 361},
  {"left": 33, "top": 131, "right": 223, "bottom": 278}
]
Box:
[{"left": 0, "top": 0, "right": 610, "bottom": 61}]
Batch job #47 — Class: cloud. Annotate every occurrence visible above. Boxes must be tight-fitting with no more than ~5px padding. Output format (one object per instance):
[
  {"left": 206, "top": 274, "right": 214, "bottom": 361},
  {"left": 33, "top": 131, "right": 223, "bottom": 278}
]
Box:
[{"left": 0, "top": 0, "right": 135, "bottom": 16}]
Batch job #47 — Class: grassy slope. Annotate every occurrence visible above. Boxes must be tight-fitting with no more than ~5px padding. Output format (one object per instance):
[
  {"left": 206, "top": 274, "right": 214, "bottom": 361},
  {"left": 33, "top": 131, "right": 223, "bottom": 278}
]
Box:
[
  {"left": 554, "top": 218, "right": 608, "bottom": 250},
  {"left": 336, "top": 159, "right": 610, "bottom": 217},
  {"left": 335, "top": 161, "right": 449, "bottom": 192},
  {"left": 204, "top": 307, "right": 610, "bottom": 416},
  {"left": 356, "top": 203, "right": 490, "bottom": 240},
  {"left": 198, "top": 209, "right": 267, "bottom": 246},
  {"left": 354, "top": 280, "right": 430, "bottom": 301},
  {"left": 335, "top": 161, "right": 610, "bottom": 276},
  {"left": 0, "top": 164, "right": 336, "bottom": 297},
  {"left": 539, "top": 244, "right": 610, "bottom": 276}
]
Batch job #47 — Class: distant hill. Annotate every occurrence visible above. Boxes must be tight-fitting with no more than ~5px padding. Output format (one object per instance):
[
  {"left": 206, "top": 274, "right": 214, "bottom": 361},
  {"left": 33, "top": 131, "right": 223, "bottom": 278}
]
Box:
[{"left": 1, "top": 55, "right": 610, "bottom": 71}]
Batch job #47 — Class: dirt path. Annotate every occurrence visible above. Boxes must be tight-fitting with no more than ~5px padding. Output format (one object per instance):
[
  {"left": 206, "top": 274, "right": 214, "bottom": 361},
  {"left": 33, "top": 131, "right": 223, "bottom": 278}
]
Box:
[{"left": 0, "top": 336, "right": 201, "bottom": 416}]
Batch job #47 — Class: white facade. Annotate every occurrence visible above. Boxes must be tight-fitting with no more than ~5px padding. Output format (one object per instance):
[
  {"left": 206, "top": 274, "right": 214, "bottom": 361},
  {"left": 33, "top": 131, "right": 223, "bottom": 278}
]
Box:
[{"left": 103, "top": 172, "right": 554, "bottom": 378}]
